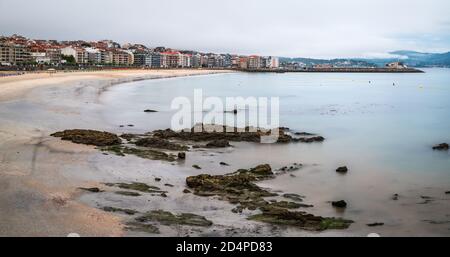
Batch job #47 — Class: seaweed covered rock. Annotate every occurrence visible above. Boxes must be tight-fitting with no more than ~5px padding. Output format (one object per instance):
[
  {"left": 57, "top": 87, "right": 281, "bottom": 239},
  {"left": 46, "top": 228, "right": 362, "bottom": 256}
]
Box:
[
  {"left": 293, "top": 136, "right": 325, "bottom": 143},
  {"left": 186, "top": 164, "right": 275, "bottom": 200},
  {"left": 248, "top": 207, "right": 352, "bottom": 231},
  {"left": 185, "top": 164, "right": 352, "bottom": 231},
  {"left": 152, "top": 125, "right": 293, "bottom": 144},
  {"left": 51, "top": 129, "right": 121, "bottom": 146},
  {"left": 206, "top": 139, "right": 231, "bottom": 148},
  {"left": 125, "top": 222, "right": 160, "bottom": 234},
  {"left": 105, "top": 182, "right": 166, "bottom": 193},
  {"left": 331, "top": 200, "right": 347, "bottom": 208},
  {"left": 135, "top": 210, "right": 213, "bottom": 227},
  {"left": 102, "top": 206, "right": 138, "bottom": 215},
  {"left": 102, "top": 145, "right": 177, "bottom": 161},
  {"left": 134, "top": 137, "right": 188, "bottom": 151}
]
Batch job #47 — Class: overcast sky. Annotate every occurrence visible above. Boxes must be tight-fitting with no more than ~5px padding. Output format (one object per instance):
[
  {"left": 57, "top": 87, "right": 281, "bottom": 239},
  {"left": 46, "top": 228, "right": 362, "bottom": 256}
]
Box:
[{"left": 1, "top": 0, "right": 449, "bottom": 58}]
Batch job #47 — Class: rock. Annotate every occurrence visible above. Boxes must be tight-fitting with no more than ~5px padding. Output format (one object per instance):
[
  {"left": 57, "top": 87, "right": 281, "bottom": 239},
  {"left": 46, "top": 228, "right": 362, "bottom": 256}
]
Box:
[
  {"left": 134, "top": 137, "right": 188, "bottom": 151},
  {"left": 367, "top": 222, "right": 384, "bottom": 227},
  {"left": 115, "top": 191, "right": 141, "bottom": 197},
  {"left": 125, "top": 222, "right": 160, "bottom": 234},
  {"left": 247, "top": 164, "right": 273, "bottom": 177},
  {"left": 127, "top": 124, "right": 134, "bottom": 127},
  {"left": 432, "top": 143, "right": 449, "bottom": 150},
  {"left": 282, "top": 193, "right": 305, "bottom": 202},
  {"left": 391, "top": 194, "right": 399, "bottom": 200},
  {"left": 120, "top": 133, "right": 137, "bottom": 141},
  {"left": 78, "top": 187, "right": 102, "bottom": 193},
  {"left": 267, "top": 201, "right": 307, "bottom": 209},
  {"left": 277, "top": 163, "right": 302, "bottom": 174},
  {"left": 336, "top": 166, "right": 348, "bottom": 173},
  {"left": 51, "top": 129, "right": 121, "bottom": 146},
  {"left": 160, "top": 192, "right": 168, "bottom": 197},
  {"left": 151, "top": 125, "right": 295, "bottom": 144},
  {"left": 178, "top": 152, "right": 186, "bottom": 159},
  {"left": 102, "top": 206, "right": 138, "bottom": 215},
  {"left": 192, "top": 164, "right": 202, "bottom": 169},
  {"left": 331, "top": 200, "right": 347, "bottom": 208},
  {"left": 164, "top": 183, "right": 174, "bottom": 187},
  {"left": 154, "top": 177, "right": 161, "bottom": 182},
  {"left": 446, "top": 191, "right": 450, "bottom": 194},
  {"left": 186, "top": 164, "right": 353, "bottom": 231},
  {"left": 206, "top": 139, "right": 231, "bottom": 148},
  {"left": 294, "top": 132, "right": 315, "bottom": 136},
  {"left": 294, "top": 136, "right": 325, "bottom": 143},
  {"left": 144, "top": 109, "right": 157, "bottom": 113},
  {"left": 183, "top": 189, "right": 191, "bottom": 194},
  {"left": 101, "top": 145, "right": 177, "bottom": 161},
  {"left": 135, "top": 210, "right": 213, "bottom": 227},
  {"left": 105, "top": 182, "right": 166, "bottom": 193},
  {"left": 219, "top": 162, "right": 229, "bottom": 166},
  {"left": 225, "top": 109, "right": 238, "bottom": 114},
  {"left": 248, "top": 207, "right": 352, "bottom": 231}
]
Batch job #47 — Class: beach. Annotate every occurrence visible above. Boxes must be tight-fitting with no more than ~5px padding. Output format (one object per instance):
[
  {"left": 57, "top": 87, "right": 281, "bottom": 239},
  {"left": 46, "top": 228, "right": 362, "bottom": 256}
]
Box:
[{"left": 0, "top": 69, "right": 235, "bottom": 236}]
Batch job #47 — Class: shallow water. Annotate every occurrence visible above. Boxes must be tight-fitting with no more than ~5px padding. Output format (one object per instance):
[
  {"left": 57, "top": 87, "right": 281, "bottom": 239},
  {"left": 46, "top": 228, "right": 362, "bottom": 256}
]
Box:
[{"left": 100, "top": 69, "right": 450, "bottom": 236}]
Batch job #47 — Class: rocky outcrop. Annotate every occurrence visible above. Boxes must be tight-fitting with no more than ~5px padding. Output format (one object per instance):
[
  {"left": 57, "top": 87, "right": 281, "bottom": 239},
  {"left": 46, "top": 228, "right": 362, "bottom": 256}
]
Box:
[
  {"left": 206, "top": 139, "right": 231, "bottom": 148},
  {"left": 134, "top": 137, "right": 188, "bottom": 151},
  {"left": 135, "top": 210, "right": 213, "bottom": 227},
  {"left": 432, "top": 143, "right": 449, "bottom": 150},
  {"left": 336, "top": 166, "right": 348, "bottom": 173},
  {"left": 51, "top": 129, "right": 121, "bottom": 146},
  {"left": 331, "top": 200, "right": 347, "bottom": 208},
  {"left": 152, "top": 125, "right": 294, "bottom": 144},
  {"left": 186, "top": 164, "right": 352, "bottom": 231}
]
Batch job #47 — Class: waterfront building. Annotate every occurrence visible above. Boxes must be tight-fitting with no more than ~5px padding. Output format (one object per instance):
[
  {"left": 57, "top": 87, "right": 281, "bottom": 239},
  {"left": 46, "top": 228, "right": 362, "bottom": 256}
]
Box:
[
  {"left": 61, "top": 46, "right": 88, "bottom": 64},
  {"left": 239, "top": 56, "right": 248, "bottom": 69},
  {"left": 191, "top": 53, "right": 201, "bottom": 68},
  {"left": 45, "top": 48, "right": 62, "bottom": 64},
  {"left": 0, "top": 42, "right": 30, "bottom": 65},
  {"left": 112, "top": 50, "right": 133, "bottom": 65},
  {"left": 161, "top": 51, "right": 181, "bottom": 68},
  {"left": 84, "top": 47, "right": 102, "bottom": 64},
  {"left": 267, "top": 56, "right": 279, "bottom": 68},
  {"left": 150, "top": 52, "right": 162, "bottom": 68},
  {"left": 248, "top": 55, "right": 262, "bottom": 69},
  {"left": 133, "top": 50, "right": 152, "bottom": 67},
  {"left": 386, "top": 62, "right": 407, "bottom": 69}
]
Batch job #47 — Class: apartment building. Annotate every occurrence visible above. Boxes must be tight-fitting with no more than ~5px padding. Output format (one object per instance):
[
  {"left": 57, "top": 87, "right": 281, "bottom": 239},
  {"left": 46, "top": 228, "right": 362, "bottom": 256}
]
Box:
[
  {"left": 61, "top": 46, "right": 88, "bottom": 64},
  {"left": 248, "top": 55, "right": 261, "bottom": 69},
  {"left": 0, "top": 42, "right": 30, "bottom": 65},
  {"left": 161, "top": 51, "right": 181, "bottom": 68}
]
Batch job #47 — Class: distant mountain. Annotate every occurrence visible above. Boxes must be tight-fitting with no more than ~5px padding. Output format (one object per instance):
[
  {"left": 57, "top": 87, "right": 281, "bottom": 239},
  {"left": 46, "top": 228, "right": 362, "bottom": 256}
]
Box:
[
  {"left": 360, "top": 51, "right": 450, "bottom": 67},
  {"left": 278, "top": 57, "right": 376, "bottom": 67},
  {"left": 280, "top": 50, "right": 450, "bottom": 68}
]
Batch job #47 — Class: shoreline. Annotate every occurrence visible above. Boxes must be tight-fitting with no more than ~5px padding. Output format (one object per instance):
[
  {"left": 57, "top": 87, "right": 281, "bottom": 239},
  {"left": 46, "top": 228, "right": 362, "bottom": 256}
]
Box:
[{"left": 0, "top": 69, "right": 235, "bottom": 102}]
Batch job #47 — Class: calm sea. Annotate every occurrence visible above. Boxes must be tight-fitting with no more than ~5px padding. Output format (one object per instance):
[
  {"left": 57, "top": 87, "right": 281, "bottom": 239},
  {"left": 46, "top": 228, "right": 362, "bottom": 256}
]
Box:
[{"left": 100, "top": 68, "right": 450, "bottom": 235}]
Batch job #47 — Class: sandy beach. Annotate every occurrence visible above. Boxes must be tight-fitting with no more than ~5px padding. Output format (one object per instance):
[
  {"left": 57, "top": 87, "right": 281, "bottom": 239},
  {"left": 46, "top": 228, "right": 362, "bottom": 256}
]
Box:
[{"left": 0, "top": 69, "right": 235, "bottom": 236}]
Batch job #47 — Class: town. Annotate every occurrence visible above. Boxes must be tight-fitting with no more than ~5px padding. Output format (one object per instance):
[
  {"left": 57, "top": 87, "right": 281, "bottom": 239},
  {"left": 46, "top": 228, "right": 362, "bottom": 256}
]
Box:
[
  {"left": 0, "top": 34, "right": 279, "bottom": 70},
  {"left": 1, "top": 34, "right": 423, "bottom": 73}
]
